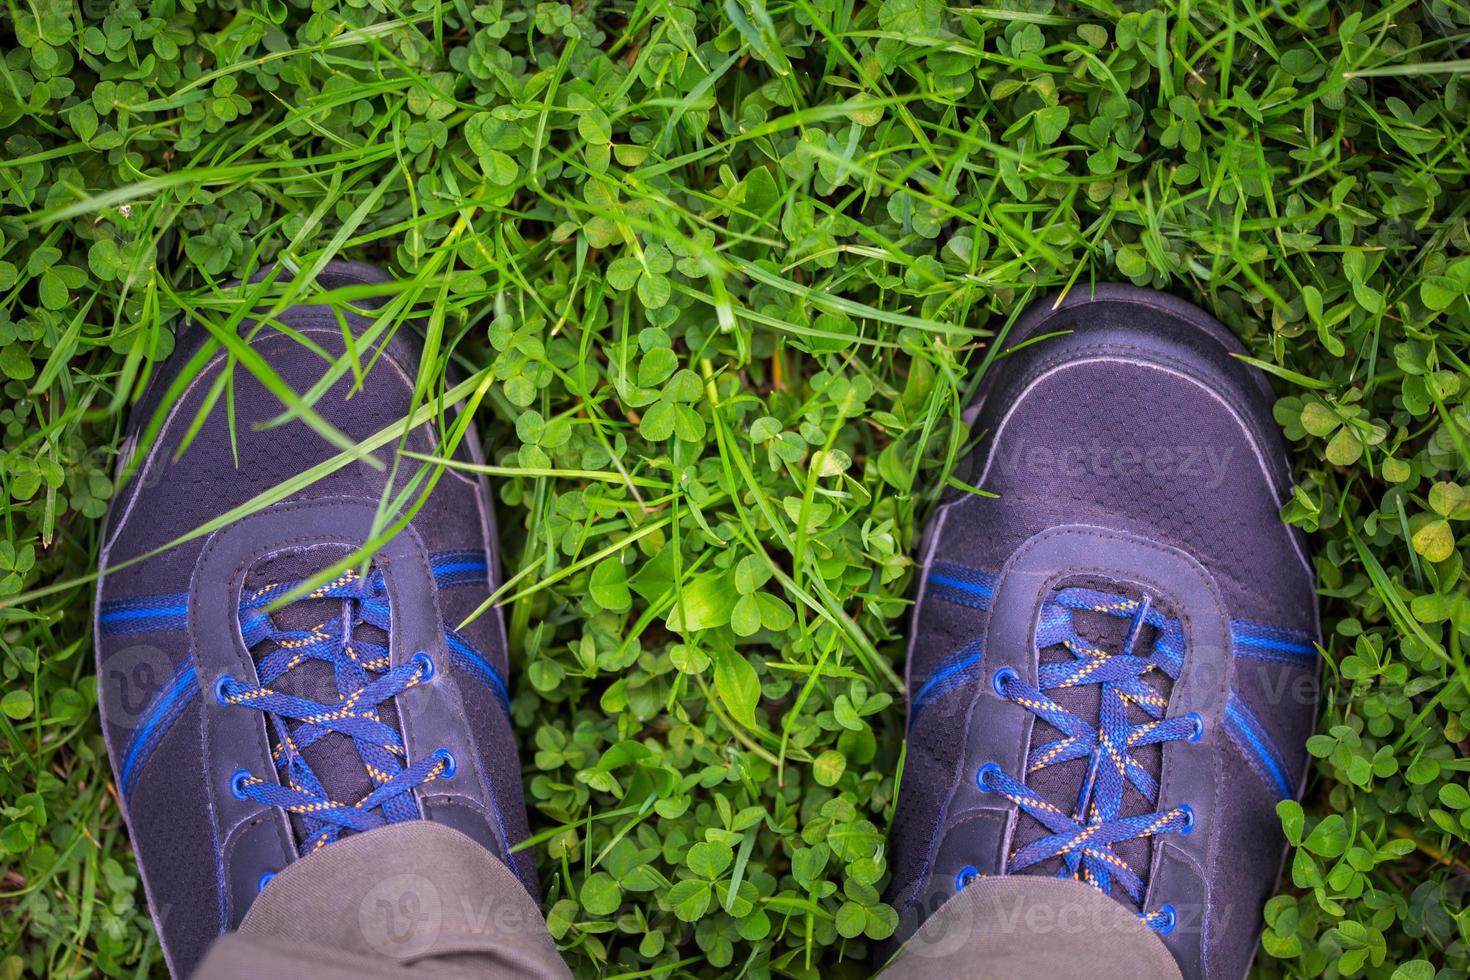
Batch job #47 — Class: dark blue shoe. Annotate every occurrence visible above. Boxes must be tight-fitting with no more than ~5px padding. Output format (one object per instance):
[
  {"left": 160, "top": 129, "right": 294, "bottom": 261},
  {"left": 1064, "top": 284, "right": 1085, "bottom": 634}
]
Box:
[
  {"left": 886, "top": 285, "right": 1319, "bottom": 979},
  {"left": 95, "top": 261, "right": 536, "bottom": 976}
]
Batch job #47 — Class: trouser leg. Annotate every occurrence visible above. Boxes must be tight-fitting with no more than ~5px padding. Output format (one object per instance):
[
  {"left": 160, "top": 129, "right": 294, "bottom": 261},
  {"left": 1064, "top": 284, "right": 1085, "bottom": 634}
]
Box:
[
  {"left": 194, "top": 821, "right": 570, "bottom": 979},
  {"left": 880, "top": 876, "right": 1183, "bottom": 980}
]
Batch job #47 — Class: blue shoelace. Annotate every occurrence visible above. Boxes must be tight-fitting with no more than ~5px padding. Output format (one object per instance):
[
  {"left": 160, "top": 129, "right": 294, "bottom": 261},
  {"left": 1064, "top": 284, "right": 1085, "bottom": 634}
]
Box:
[
  {"left": 958, "top": 586, "right": 1200, "bottom": 935},
  {"left": 214, "top": 568, "right": 454, "bottom": 856}
]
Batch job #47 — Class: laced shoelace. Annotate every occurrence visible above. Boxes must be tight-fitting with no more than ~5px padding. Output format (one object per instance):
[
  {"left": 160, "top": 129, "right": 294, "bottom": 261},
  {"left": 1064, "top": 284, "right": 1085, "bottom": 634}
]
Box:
[
  {"left": 959, "top": 586, "right": 1202, "bottom": 935},
  {"left": 214, "top": 568, "right": 455, "bottom": 856}
]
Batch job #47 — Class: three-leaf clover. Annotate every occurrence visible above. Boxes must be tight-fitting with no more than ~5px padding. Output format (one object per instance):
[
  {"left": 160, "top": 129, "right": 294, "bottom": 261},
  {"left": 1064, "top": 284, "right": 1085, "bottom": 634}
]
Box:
[{"left": 639, "top": 368, "right": 705, "bottom": 443}]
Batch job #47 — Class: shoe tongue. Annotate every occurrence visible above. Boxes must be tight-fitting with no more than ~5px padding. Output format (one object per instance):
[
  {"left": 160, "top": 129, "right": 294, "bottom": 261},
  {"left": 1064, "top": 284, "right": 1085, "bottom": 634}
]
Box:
[
  {"left": 242, "top": 545, "right": 397, "bottom": 844},
  {"left": 1009, "top": 578, "right": 1171, "bottom": 899}
]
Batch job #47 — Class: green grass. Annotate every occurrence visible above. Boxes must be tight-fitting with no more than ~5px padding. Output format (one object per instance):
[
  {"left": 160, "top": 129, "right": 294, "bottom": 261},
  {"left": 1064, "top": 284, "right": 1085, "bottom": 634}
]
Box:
[{"left": 3, "top": 0, "right": 1470, "bottom": 976}]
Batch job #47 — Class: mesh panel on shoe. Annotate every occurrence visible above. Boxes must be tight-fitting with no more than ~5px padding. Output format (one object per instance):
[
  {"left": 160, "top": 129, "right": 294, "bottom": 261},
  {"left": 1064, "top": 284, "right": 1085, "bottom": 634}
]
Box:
[
  {"left": 891, "top": 678, "right": 974, "bottom": 911},
  {"left": 947, "top": 364, "right": 1316, "bottom": 632},
  {"left": 108, "top": 322, "right": 435, "bottom": 599}
]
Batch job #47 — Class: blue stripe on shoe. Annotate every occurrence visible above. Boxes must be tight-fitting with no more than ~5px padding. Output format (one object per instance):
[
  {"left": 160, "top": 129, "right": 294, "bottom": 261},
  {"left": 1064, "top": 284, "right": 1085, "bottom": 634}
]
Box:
[
  {"left": 99, "top": 595, "right": 190, "bottom": 635},
  {"left": 927, "top": 562, "right": 996, "bottom": 610},
  {"left": 909, "top": 639, "right": 984, "bottom": 728},
  {"left": 1223, "top": 694, "right": 1293, "bottom": 800},
  {"left": 119, "top": 660, "right": 199, "bottom": 799},
  {"left": 101, "top": 552, "right": 489, "bottom": 639},
  {"left": 1231, "top": 621, "right": 1317, "bottom": 665},
  {"left": 431, "top": 551, "right": 491, "bottom": 589},
  {"left": 444, "top": 627, "right": 512, "bottom": 715}
]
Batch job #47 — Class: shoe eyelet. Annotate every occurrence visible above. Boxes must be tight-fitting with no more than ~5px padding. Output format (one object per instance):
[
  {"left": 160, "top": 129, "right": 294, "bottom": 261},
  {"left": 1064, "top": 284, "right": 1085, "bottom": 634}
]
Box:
[
  {"left": 1177, "top": 803, "right": 1196, "bottom": 835},
  {"left": 257, "top": 871, "right": 276, "bottom": 893},
  {"left": 954, "top": 865, "right": 979, "bottom": 891},
  {"left": 214, "top": 674, "right": 234, "bottom": 705},
  {"left": 432, "top": 748, "right": 457, "bottom": 780},
  {"left": 1154, "top": 903, "right": 1177, "bottom": 935},
  {"left": 410, "top": 652, "right": 435, "bottom": 681},
  {"left": 975, "top": 762, "right": 1003, "bottom": 793},
  {"left": 1185, "top": 712, "right": 1205, "bottom": 742},
  {"left": 229, "top": 769, "right": 252, "bottom": 800},
  {"left": 991, "top": 666, "right": 1018, "bottom": 698}
]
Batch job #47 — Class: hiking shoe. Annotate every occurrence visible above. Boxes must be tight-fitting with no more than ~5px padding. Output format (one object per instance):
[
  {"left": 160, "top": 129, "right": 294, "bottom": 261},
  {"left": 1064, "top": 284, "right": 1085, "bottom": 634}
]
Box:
[
  {"left": 885, "top": 285, "right": 1320, "bottom": 979},
  {"left": 95, "top": 261, "right": 536, "bottom": 975}
]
